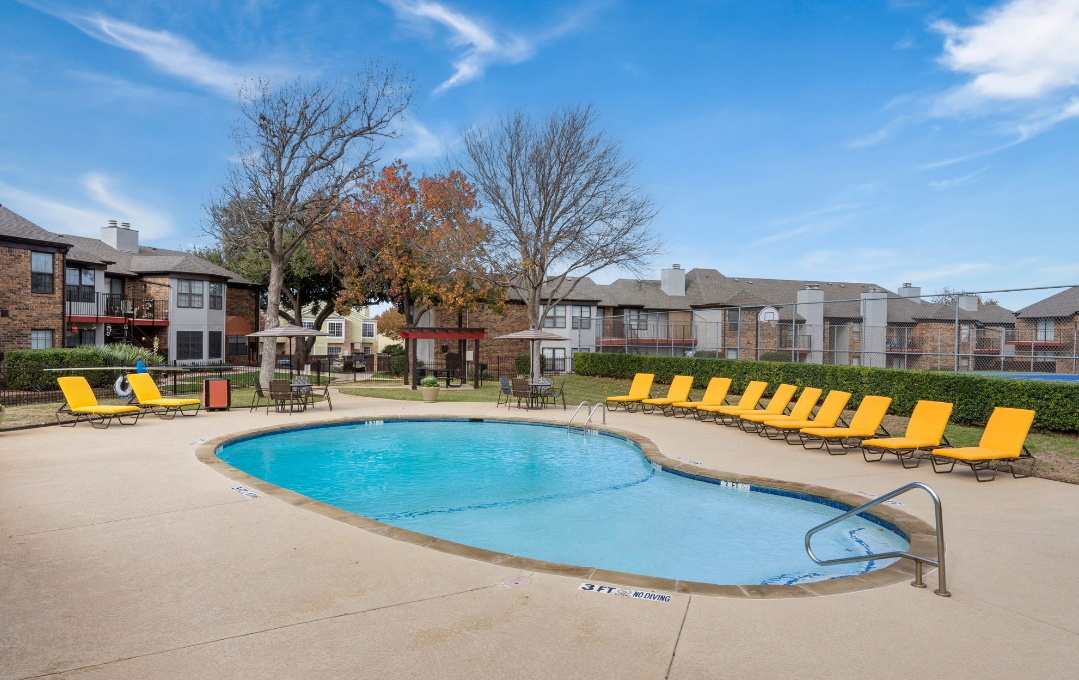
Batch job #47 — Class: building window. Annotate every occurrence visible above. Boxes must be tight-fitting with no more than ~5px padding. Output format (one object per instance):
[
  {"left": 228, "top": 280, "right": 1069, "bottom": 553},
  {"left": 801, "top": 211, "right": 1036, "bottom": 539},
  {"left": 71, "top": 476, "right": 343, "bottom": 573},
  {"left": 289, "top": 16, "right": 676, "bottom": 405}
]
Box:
[
  {"left": 850, "top": 354, "right": 861, "bottom": 366},
  {"left": 65, "top": 328, "right": 96, "bottom": 347},
  {"left": 208, "top": 331, "right": 223, "bottom": 360},
  {"left": 625, "top": 309, "right": 648, "bottom": 331},
  {"left": 1036, "top": 319, "right": 1055, "bottom": 342},
  {"left": 850, "top": 322, "right": 862, "bottom": 343},
  {"left": 302, "top": 319, "right": 315, "bottom": 329},
  {"left": 65, "top": 267, "right": 96, "bottom": 302},
  {"left": 176, "top": 331, "right": 203, "bottom": 360},
  {"left": 362, "top": 322, "right": 376, "bottom": 338},
  {"left": 31, "top": 252, "right": 54, "bottom": 294},
  {"left": 177, "top": 280, "right": 204, "bottom": 308},
  {"left": 960, "top": 324, "right": 970, "bottom": 343},
  {"left": 326, "top": 320, "right": 345, "bottom": 339},
  {"left": 327, "top": 346, "right": 341, "bottom": 357},
  {"left": 571, "top": 305, "right": 592, "bottom": 329},
  {"left": 209, "top": 283, "right": 223, "bottom": 310},
  {"left": 362, "top": 344, "right": 372, "bottom": 355},
  {"left": 541, "top": 347, "right": 566, "bottom": 372},
  {"left": 30, "top": 329, "right": 54, "bottom": 349},
  {"left": 542, "top": 305, "right": 567, "bottom": 328},
  {"left": 227, "top": 335, "right": 247, "bottom": 356}
]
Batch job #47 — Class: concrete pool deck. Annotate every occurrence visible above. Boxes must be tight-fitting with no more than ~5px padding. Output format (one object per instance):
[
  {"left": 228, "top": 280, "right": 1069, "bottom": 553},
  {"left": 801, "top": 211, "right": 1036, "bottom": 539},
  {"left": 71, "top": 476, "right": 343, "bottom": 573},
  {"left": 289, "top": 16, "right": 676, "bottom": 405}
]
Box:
[{"left": 2, "top": 391, "right": 1077, "bottom": 679}]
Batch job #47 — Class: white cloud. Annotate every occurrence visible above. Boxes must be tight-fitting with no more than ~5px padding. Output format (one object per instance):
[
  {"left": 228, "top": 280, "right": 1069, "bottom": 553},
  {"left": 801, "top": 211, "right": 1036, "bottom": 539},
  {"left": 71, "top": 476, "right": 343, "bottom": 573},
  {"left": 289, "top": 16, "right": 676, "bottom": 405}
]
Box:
[
  {"left": 0, "top": 174, "right": 171, "bottom": 239},
  {"left": 20, "top": 2, "right": 264, "bottom": 97},
  {"left": 847, "top": 116, "right": 909, "bottom": 148},
  {"left": 932, "top": 0, "right": 1079, "bottom": 112},
  {"left": 396, "top": 119, "right": 455, "bottom": 160},
  {"left": 382, "top": 0, "right": 585, "bottom": 94},
  {"left": 928, "top": 165, "right": 990, "bottom": 190}
]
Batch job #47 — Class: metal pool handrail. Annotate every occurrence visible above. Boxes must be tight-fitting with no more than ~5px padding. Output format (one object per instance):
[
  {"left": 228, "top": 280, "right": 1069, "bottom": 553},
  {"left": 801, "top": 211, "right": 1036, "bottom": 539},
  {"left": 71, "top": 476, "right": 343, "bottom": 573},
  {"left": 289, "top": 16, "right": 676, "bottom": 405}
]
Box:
[
  {"left": 567, "top": 401, "right": 592, "bottom": 427},
  {"left": 583, "top": 404, "right": 606, "bottom": 426},
  {"left": 804, "top": 481, "right": 950, "bottom": 597}
]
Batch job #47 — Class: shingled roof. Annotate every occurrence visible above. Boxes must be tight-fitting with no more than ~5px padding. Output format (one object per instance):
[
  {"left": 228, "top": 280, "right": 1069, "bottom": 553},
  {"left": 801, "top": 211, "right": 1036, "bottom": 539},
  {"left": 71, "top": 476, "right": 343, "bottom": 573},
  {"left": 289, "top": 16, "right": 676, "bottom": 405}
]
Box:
[
  {"left": 60, "top": 234, "right": 259, "bottom": 286},
  {"left": 1015, "top": 287, "right": 1079, "bottom": 319},
  {"left": 0, "top": 205, "right": 73, "bottom": 248}
]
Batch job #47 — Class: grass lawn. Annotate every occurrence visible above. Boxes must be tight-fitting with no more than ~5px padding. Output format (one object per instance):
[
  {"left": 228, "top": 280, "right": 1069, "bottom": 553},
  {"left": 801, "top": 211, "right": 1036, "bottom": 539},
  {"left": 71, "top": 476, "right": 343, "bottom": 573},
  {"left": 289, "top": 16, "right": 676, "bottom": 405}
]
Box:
[{"left": 342, "top": 375, "right": 1079, "bottom": 485}]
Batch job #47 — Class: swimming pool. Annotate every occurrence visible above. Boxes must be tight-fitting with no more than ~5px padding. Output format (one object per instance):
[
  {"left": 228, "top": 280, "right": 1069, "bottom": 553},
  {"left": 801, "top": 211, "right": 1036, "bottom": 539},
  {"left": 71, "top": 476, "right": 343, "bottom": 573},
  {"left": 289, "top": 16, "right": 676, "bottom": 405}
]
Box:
[{"left": 216, "top": 419, "right": 910, "bottom": 586}]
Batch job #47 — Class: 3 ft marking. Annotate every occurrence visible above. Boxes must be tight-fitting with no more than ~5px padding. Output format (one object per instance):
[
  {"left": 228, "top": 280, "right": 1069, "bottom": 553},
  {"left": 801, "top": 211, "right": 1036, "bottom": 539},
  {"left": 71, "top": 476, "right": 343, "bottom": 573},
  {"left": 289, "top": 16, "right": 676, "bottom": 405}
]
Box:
[
  {"left": 578, "top": 583, "right": 672, "bottom": 603},
  {"left": 231, "top": 486, "right": 262, "bottom": 499}
]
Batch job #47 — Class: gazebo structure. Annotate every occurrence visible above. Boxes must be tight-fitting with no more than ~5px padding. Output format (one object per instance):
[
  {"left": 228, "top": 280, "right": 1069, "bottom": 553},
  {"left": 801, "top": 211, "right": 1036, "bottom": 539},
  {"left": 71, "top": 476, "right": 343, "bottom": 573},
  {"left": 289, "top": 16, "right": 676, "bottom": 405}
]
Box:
[{"left": 397, "top": 327, "right": 486, "bottom": 389}]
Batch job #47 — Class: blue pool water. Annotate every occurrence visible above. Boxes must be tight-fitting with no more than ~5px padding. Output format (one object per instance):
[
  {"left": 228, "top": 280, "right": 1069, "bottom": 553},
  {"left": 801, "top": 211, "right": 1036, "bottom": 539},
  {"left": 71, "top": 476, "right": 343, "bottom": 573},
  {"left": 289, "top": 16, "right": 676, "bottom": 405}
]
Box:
[{"left": 217, "top": 419, "right": 909, "bottom": 585}]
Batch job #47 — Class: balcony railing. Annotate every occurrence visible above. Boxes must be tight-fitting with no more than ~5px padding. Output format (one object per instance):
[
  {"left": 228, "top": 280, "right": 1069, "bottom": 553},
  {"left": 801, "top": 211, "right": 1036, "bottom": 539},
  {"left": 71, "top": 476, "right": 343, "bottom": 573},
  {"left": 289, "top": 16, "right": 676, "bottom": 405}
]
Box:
[
  {"left": 598, "top": 321, "right": 696, "bottom": 343},
  {"left": 65, "top": 290, "right": 168, "bottom": 323}
]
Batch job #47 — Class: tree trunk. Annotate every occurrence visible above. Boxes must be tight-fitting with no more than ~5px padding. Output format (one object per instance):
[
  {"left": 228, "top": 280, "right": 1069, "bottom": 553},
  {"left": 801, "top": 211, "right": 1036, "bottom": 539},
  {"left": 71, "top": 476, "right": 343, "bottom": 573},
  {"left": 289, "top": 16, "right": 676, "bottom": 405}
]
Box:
[
  {"left": 293, "top": 295, "right": 311, "bottom": 370},
  {"left": 260, "top": 256, "right": 284, "bottom": 388},
  {"left": 527, "top": 292, "right": 542, "bottom": 382}
]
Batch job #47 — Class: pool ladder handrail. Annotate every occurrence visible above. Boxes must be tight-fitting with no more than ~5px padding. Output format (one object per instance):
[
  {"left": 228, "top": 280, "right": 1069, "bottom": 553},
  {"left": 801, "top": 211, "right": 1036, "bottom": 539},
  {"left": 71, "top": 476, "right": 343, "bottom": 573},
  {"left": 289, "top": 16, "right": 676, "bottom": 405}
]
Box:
[
  {"left": 567, "top": 401, "right": 592, "bottom": 427},
  {"left": 583, "top": 404, "right": 606, "bottom": 426},
  {"left": 804, "top": 481, "right": 950, "bottom": 597}
]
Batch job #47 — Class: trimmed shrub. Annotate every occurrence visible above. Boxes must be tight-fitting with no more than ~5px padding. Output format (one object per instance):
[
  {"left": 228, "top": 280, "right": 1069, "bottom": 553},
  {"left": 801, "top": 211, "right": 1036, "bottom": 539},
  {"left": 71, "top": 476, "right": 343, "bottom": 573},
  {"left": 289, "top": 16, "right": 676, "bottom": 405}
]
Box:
[
  {"left": 3, "top": 346, "right": 163, "bottom": 391},
  {"left": 572, "top": 352, "right": 1079, "bottom": 433},
  {"left": 515, "top": 353, "right": 531, "bottom": 375},
  {"left": 384, "top": 343, "right": 405, "bottom": 376}
]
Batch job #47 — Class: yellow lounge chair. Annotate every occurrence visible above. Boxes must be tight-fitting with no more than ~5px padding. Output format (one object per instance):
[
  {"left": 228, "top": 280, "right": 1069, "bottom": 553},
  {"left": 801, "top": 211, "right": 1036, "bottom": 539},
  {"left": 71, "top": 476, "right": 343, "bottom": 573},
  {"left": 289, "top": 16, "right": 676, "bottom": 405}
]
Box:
[
  {"left": 640, "top": 375, "right": 695, "bottom": 415},
  {"left": 861, "top": 400, "right": 953, "bottom": 468},
  {"left": 800, "top": 395, "right": 892, "bottom": 454},
  {"left": 696, "top": 380, "right": 770, "bottom": 424},
  {"left": 709, "top": 383, "right": 796, "bottom": 427},
  {"left": 671, "top": 377, "right": 732, "bottom": 419},
  {"left": 127, "top": 373, "right": 202, "bottom": 418},
  {"left": 605, "top": 373, "right": 655, "bottom": 412},
  {"left": 56, "top": 375, "right": 142, "bottom": 429},
  {"left": 930, "top": 407, "right": 1036, "bottom": 482},
  {"left": 739, "top": 387, "right": 822, "bottom": 434},
  {"left": 760, "top": 390, "right": 851, "bottom": 443}
]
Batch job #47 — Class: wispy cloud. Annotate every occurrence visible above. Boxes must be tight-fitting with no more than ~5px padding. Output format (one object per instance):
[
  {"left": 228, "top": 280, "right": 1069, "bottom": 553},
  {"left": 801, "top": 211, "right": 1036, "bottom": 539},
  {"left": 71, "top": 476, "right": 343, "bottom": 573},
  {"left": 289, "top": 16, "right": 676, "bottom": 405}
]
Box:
[
  {"left": 0, "top": 174, "right": 171, "bottom": 239},
  {"left": 396, "top": 119, "right": 456, "bottom": 160},
  {"left": 928, "top": 165, "right": 990, "bottom": 189},
  {"left": 19, "top": 1, "right": 270, "bottom": 97},
  {"left": 847, "top": 116, "right": 909, "bottom": 148},
  {"left": 381, "top": 0, "right": 590, "bottom": 94}
]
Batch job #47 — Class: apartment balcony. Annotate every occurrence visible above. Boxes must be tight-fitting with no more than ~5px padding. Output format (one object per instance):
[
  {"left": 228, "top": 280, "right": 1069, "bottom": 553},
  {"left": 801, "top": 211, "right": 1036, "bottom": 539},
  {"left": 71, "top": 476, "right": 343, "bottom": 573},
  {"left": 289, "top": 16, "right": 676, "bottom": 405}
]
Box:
[
  {"left": 65, "top": 290, "right": 169, "bottom": 327},
  {"left": 596, "top": 322, "right": 698, "bottom": 346}
]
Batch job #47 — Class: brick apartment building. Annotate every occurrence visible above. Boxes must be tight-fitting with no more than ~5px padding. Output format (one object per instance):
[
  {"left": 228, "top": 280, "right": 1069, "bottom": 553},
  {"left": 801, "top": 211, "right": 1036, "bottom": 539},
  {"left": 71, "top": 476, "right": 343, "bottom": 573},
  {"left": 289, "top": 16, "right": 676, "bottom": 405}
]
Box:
[
  {"left": 0, "top": 205, "right": 261, "bottom": 364},
  {"left": 421, "top": 266, "right": 1016, "bottom": 373}
]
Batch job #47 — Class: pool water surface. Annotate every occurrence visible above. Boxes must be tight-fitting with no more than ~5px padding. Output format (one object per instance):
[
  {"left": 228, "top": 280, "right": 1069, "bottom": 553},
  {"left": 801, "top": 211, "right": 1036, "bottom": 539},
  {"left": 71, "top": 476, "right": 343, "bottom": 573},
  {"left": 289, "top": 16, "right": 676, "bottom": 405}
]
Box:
[{"left": 217, "top": 419, "right": 909, "bottom": 585}]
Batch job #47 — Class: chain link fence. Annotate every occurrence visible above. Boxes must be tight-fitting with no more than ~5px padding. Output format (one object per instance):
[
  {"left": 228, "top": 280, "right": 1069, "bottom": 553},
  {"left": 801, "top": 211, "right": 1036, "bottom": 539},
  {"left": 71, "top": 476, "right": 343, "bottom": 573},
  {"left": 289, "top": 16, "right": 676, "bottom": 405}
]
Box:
[{"left": 577, "top": 285, "right": 1079, "bottom": 379}]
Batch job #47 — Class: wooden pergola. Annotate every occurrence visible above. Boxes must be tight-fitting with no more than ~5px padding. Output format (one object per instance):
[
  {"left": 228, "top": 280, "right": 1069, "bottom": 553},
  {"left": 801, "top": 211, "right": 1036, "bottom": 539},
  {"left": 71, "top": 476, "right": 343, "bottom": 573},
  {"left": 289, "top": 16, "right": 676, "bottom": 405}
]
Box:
[{"left": 397, "top": 327, "right": 486, "bottom": 389}]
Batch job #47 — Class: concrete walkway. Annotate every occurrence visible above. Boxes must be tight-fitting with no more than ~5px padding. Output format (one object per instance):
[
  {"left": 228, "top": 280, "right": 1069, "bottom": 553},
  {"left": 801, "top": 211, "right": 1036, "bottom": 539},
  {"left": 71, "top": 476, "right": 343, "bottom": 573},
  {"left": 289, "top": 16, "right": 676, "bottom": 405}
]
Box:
[{"left": 2, "top": 391, "right": 1077, "bottom": 679}]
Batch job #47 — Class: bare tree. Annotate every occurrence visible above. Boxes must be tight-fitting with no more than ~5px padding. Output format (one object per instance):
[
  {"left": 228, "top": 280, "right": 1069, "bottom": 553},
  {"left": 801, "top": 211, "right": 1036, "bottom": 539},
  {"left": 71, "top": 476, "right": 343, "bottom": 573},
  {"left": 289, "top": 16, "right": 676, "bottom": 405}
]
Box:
[
  {"left": 206, "top": 65, "right": 411, "bottom": 385},
  {"left": 458, "top": 105, "right": 661, "bottom": 379}
]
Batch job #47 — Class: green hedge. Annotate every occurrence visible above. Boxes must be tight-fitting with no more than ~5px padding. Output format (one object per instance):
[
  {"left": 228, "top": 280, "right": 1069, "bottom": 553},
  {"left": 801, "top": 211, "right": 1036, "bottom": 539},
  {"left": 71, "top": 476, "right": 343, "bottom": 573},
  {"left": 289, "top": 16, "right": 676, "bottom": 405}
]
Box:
[
  {"left": 3, "top": 346, "right": 163, "bottom": 391},
  {"left": 572, "top": 352, "right": 1079, "bottom": 433}
]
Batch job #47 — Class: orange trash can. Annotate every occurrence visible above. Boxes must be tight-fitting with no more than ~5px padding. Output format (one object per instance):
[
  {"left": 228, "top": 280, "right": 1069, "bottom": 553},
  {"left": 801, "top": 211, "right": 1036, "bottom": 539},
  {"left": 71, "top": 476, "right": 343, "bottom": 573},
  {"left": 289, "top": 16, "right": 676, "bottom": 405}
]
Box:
[{"left": 202, "top": 378, "right": 231, "bottom": 411}]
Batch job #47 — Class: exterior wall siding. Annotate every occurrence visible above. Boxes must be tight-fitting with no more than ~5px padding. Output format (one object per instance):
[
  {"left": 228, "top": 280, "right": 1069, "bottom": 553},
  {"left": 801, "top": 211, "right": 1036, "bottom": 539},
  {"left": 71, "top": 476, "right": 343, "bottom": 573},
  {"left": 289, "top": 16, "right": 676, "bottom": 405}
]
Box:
[{"left": 0, "top": 245, "right": 65, "bottom": 358}]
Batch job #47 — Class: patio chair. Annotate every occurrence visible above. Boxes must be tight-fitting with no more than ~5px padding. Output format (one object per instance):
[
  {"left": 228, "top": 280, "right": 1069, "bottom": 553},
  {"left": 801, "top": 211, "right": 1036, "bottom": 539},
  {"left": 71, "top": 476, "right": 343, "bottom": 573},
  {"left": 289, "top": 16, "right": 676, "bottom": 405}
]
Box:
[
  {"left": 511, "top": 378, "right": 533, "bottom": 409},
  {"left": 305, "top": 380, "right": 333, "bottom": 411},
  {"left": 929, "top": 407, "right": 1036, "bottom": 482},
  {"left": 760, "top": 390, "right": 852, "bottom": 443},
  {"left": 269, "top": 379, "right": 298, "bottom": 414},
  {"left": 497, "top": 376, "right": 513, "bottom": 407},
  {"left": 605, "top": 373, "right": 655, "bottom": 412},
  {"left": 56, "top": 376, "right": 142, "bottom": 429},
  {"left": 671, "top": 377, "right": 732, "bottom": 418},
  {"left": 250, "top": 379, "right": 269, "bottom": 412},
  {"left": 861, "top": 400, "right": 953, "bottom": 468},
  {"left": 543, "top": 377, "right": 567, "bottom": 410},
  {"left": 738, "top": 387, "right": 822, "bottom": 433},
  {"left": 126, "top": 373, "right": 201, "bottom": 419},
  {"left": 799, "top": 395, "right": 892, "bottom": 454},
  {"left": 640, "top": 375, "right": 694, "bottom": 415}
]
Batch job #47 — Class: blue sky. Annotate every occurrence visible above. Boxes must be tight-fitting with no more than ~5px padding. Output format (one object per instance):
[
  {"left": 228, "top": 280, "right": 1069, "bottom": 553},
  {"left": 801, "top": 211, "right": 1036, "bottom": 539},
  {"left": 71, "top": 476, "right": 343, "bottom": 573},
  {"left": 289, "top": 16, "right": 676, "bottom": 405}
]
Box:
[{"left": 1, "top": 0, "right": 1078, "bottom": 296}]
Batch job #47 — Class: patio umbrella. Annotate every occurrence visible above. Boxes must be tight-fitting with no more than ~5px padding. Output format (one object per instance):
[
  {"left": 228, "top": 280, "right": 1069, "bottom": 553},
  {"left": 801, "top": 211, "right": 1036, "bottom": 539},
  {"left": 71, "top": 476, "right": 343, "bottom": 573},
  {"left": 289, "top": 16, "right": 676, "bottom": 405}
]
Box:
[
  {"left": 495, "top": 328, "right": 565, "bottom": 380},
  {"left": 248, "top": 324, "right": 328, "bottom": 381}
]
